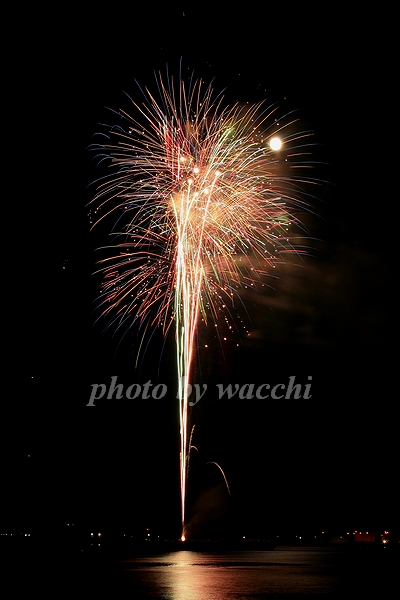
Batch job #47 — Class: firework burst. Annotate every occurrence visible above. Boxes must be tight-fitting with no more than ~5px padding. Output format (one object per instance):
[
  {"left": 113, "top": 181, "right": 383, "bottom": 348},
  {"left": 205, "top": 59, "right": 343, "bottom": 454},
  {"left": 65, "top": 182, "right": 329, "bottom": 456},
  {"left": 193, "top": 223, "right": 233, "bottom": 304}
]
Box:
[{"left": 89, "top": 70, "right": 314, "bottom": 538}]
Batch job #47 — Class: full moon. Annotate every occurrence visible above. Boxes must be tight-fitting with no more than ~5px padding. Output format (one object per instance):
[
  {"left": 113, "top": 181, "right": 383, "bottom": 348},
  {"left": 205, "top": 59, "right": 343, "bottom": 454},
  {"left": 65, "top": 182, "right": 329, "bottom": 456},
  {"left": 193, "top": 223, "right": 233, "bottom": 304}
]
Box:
[{"left": 269, "top": 137, "right": 282, "bottom": 151}]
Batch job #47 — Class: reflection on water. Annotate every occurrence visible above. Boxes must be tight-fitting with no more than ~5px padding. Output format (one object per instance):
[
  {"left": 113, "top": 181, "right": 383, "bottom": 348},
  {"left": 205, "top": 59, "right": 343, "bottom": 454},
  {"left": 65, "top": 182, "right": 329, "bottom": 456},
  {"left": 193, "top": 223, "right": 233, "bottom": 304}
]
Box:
[
  {"left": 152, "top": 550, "right": 337, "bottom": 598},
  {"left": 115, "top": 549, "right": 343, "bottom": 598},
  {"left": 6, "top": 545, "right": 398, "bottom": 598},
  {"left": 109, "top": 547, "right": 399, "bottom": 599}
]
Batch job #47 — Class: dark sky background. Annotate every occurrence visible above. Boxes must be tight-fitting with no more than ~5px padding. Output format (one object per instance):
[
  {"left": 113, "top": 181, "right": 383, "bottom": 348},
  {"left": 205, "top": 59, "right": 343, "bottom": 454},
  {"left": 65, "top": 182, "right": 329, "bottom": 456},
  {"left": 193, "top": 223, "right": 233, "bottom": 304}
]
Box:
[{"left": 4, "top": 8, "right": 396, "bottom": 540}]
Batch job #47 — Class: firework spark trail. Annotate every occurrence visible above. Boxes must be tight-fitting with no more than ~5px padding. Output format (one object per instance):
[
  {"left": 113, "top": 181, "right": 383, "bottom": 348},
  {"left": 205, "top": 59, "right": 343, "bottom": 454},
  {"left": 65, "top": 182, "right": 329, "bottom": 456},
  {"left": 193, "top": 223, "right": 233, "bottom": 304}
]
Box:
[
  {"left": 90, "top": 71, "right": 313, "bottom": 539},
  {"left": 206, "top": 462, "right": 232, "bottom": 496}
]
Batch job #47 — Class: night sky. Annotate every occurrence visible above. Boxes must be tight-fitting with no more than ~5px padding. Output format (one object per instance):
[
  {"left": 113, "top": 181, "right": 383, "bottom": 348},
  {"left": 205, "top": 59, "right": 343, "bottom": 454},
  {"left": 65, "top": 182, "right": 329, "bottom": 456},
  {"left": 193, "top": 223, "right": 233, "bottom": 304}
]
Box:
[{"left": 5, "top": 8, "right": 396, "bottom": 541}]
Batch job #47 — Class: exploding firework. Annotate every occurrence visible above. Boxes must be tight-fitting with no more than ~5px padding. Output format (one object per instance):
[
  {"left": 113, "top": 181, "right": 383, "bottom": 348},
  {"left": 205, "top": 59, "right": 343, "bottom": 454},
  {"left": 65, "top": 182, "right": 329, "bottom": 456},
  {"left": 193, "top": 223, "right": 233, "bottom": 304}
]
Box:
[{"left": 89, "top": 70, "right": 314, "bottom": 538}]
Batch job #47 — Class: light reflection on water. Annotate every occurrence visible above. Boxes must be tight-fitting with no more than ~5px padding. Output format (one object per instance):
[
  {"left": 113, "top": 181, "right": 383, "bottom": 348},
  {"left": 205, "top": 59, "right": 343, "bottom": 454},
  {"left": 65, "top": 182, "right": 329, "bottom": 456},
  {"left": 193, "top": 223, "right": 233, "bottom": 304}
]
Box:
[
  {"left": 6, "top": 543, "right": 398, "bottom": 598},
  {"left": 117, "top": 549, "right": 341, "bottom": 599}
]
